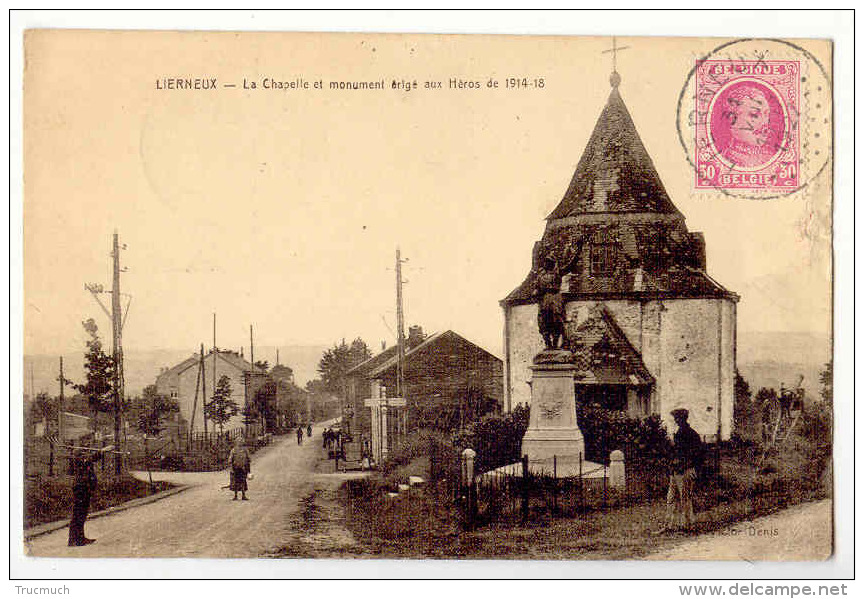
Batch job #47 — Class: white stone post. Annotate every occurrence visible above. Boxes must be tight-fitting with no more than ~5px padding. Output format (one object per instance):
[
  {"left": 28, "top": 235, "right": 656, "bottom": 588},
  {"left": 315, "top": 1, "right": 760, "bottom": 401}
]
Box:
[
  {"left": 461, "top": 448, "right": 476, "bottom": 486},
  {"left": 609, "top": 449, "right": 626, "bottom": 489}
]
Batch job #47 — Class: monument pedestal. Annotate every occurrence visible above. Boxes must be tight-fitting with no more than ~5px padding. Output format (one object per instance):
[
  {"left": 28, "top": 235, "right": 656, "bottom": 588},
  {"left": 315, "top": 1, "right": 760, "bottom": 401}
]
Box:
[{"left": 521, "top": 353, "right": 585, "bottom": 463}]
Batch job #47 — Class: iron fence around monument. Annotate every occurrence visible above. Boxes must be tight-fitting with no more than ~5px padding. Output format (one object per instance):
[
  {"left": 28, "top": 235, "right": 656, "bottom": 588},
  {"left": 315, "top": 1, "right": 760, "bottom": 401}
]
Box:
[{"left": 465, "top": 453, "right": 668, "bottom": 528}]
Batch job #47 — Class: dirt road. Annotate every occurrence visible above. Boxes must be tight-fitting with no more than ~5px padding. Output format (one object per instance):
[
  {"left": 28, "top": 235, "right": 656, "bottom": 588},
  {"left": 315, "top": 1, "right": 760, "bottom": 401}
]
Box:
[
  {"left": 25, "top": 423, "right": 363, "bottom": 558},
  {"left": 647, "top": 500, "right": 832, "bottom": 561}
]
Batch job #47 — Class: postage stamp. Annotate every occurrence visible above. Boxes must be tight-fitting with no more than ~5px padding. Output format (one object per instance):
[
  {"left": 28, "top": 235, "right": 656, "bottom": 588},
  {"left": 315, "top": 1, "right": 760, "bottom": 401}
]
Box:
[{"left": 694, "top": 59, "right": 800, "bottom": 191}]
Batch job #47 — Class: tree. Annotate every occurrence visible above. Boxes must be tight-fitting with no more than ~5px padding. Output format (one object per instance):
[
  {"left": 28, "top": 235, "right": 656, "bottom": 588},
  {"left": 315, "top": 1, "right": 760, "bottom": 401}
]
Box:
[
  {"left": 33, "top": 392, "right": 59, "bottom": 434},
  {"left": 73, "top": 318, "right": 125, "bottom": 473},
  {"left": 317, "top": 337, "right": 372, "bottom": 397},
  {"left": 204, "top": 375, "right": 239, "bottom": 435},
  {"left": 73, "top": 318, "right": 117, "bottom": 418},
  {"left": 245, "top": 378, "right": 278, "bottom": 433},
  {"left": 732, "top": 370, "right": 759, "bottom": 442},
  {"left": 819, "top": 360, "right": 833, "bottom": 407},
  {"left": 33, "top": 391, "right": 62, "bottom": 475},
  {"left": 134, "top": 385, "right": 179, "bottom": 438},
  {"left": 134, "top": 385, "right": 179, "bottom": 489},
  {"left": 254, "top": 360, "right": 270, "bottom": 372},
  {"left": 270, "top": 364, "right": 294, "bottom": 383}
]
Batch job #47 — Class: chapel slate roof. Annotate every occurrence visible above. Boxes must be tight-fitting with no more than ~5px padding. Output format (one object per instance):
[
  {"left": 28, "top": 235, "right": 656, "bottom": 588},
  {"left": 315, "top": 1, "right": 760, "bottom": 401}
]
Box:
[
  {"left": 546, "top": 87, "right": 682, "bottom": 220},
  {"left": 502, "top": 80, "right": 737, "bottom": 307}
]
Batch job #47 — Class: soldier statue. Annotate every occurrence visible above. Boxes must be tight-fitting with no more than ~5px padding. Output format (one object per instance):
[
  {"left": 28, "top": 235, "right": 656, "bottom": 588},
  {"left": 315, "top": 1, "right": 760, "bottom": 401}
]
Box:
[{"left": 536, "top": 256, "right": 565, "bottom": 350}]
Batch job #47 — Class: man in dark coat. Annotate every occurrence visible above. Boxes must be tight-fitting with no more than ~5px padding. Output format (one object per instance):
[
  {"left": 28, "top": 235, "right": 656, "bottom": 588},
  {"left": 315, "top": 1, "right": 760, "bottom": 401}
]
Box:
[
  {"left": 665, "top": 408, "right": 704, "bottom": 531},
  {"left": 67, "top": 444, "right": 112, "bottom": 547}
]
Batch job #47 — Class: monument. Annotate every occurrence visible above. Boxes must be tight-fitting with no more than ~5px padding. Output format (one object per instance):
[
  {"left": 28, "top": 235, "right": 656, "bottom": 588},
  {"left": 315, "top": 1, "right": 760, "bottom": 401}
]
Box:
[
  {"left": 520, "top": 350, "right": 585, "bottom": 464},
  {"left": 520, "top": 244, "right": 586, "bottom": 464}
]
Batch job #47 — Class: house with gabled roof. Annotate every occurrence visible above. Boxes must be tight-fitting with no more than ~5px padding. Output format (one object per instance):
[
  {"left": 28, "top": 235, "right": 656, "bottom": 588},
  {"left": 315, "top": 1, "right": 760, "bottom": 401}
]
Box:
[
  {"left": 501, "top": 72, "right": 739, "bottom": 441},
  {"left": 156, "top": 348, "right": 266, "bottom": 434},
  {"left": 347, "top": 327, "right": 503, "bottom": 462}
]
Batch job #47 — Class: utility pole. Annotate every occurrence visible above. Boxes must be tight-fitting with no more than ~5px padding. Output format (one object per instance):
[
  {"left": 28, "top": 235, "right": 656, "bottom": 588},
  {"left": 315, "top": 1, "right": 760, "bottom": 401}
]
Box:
[
  {"left": 250, "top": 324, "right": 254, "bottom": 367},
  {"left": 396, "top": 248, "right": 406, "bottom": 398},
  {"left": 395, "top": 247, "right": 408, "bottom": 443},
  {"left": 85, "top": 232, "right": 128, "bottom": 474},
  {"left": 201, "top": 343, "right": 208, "bottom": 438},
  {"left": 58, "top": 356, "right": 65, "bottom": 438},
  {"left": 212, "top": 312, "right": 217, "bottom": 398},
  {"left": 110, "top": 231, "right": 124, "bottom": 474}
]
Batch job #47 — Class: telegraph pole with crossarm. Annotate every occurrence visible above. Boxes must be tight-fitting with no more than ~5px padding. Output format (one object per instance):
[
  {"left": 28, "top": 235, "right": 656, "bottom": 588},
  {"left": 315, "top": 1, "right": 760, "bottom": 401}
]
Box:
[{"left": 85, "top": 230, "right": 129, "bottom": 474}]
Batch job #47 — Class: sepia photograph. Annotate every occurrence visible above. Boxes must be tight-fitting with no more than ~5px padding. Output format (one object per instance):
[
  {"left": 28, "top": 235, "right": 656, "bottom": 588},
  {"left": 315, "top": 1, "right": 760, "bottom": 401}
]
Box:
[{"left": 11, "top": 10, "right": 853, "bottom": 582}]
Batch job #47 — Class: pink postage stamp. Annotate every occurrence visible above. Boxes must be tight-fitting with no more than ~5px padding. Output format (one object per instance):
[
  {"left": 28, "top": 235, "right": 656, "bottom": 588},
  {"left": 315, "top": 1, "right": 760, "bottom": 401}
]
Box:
[{"left": 694, "top": 59, "right": 800, "bottom": 192}]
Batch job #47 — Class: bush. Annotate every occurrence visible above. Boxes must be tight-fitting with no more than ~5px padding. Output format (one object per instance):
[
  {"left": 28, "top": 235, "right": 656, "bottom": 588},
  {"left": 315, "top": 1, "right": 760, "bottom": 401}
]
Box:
[
  {"left": 159, "top": 454, "right": 185, "bottom": 471},
  {"left": 576, "top": 405, "right": 672, "bottom": 470},
  {"left": 452, "top": 404, "right": 529, "bottom": 474},
  {"left": 378, "top": 428, "right": 459, "bottom": 484}
]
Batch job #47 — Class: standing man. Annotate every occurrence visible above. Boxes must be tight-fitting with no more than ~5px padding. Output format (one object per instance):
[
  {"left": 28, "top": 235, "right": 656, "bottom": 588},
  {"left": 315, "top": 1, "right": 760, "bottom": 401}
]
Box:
[
  {"left": 306, "top": 423, "right": 312, "bottom": 439},
  {"left": 665, "top": 408, "right": 704, "bottom": 532},
  {"left": 228, "top": 436, "right": 251, "bottom": 501},
  {"left": 68, "top": 443, "right": 113, "bottom": 547},
  {"left": 296, "top": 425, "right": 303, "bottom": 445}
]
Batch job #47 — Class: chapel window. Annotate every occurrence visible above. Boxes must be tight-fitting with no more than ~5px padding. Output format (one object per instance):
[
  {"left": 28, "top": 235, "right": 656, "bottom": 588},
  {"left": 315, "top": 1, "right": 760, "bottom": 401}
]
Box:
[
  {"left": 590, "top": 229, "right": 618, "bottom": 275},
  {"left": 590, "top": 243, "right": 617, "bottom": 275}
]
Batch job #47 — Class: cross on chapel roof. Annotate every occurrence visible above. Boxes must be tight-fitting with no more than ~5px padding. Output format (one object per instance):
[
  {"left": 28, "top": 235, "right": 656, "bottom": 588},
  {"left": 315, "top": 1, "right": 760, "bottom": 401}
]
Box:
[{"left": 601, "top": 37, "right": 630, "bottom": 88}]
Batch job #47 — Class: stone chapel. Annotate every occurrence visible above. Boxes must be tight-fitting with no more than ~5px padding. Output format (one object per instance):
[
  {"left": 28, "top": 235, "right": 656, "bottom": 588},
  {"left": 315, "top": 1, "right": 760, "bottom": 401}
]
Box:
[{"left": 501, "top": 72, "right": 739, "bottom": 441}]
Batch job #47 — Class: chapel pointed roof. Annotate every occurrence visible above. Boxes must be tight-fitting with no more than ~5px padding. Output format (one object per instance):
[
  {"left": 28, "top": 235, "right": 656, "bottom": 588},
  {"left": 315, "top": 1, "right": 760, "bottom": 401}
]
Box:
[{"left": 546, "top": 83, "right": 682, "bottom": 221}]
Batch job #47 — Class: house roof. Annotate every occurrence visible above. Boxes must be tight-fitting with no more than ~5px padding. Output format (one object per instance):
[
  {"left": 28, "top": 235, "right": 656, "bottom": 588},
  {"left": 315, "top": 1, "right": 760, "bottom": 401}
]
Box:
[
  {"left": 366, "top": 330, "right": 500, "bottom": 379},
  {"left": 156, "top": 354, "right": 199, "bottom": 383},
  {"left": 547, "top": 86, "right": 682, "bottom": 221},
  {"left": 346, "top": 345, "right": 400, "bottom": 378},
  {"left": 570, "top": 306, "right": 654, "bottom": 386},
  {"left": 158, "top": 349, "right": 263, "bottom": 380}
]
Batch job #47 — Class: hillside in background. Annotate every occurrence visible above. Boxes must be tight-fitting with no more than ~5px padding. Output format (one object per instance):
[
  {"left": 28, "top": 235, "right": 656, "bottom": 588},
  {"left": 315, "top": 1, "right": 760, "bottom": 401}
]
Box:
[
  {"left": 23, "top": 331, "right": 832, "bottom": 404},
  {"left": 23, "top": 345, "right": 328, "bottom": 399},
  {"left": 737, "top": 331, "right": 831, "bottom": 400}
]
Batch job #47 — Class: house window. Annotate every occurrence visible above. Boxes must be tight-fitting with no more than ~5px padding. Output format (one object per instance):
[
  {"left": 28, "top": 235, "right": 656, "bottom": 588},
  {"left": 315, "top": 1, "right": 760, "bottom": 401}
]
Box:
[{"left": 591, "top": 244, "right": 617, "bottom": 275}]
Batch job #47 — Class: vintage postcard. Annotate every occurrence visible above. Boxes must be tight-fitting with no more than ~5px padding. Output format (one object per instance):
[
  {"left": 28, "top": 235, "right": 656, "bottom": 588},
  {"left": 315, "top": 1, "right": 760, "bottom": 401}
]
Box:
[{"left": 19, "top": 28, "right": 836, "bottom": 572}]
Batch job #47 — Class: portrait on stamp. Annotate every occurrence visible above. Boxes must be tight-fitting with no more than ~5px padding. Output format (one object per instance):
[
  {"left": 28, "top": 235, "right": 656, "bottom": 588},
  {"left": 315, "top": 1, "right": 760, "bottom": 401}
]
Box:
[{"left": 695, "top": 59, "right": 801, "bottom": 191}]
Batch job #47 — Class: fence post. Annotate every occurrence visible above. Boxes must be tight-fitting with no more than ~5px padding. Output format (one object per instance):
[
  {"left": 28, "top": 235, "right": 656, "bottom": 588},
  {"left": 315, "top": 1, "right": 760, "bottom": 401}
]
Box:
[
  {"left": 578, "top": 451, "right": 584, "bottom": 517},
  {"left": 461, "top": 448, "right": 476, "bottom": 531},
  {"left": 609, "top": 449, "right": 626, "bottom": 490},
  {"left": 553, "top": 454, "right": 558, "bottom": 515},
  {"left": 521, "top": 454, "right": 529, "bottom": 524},
  {"left": 603, "top": 463, "right": 608, "bottom": 508},
  {"left": 429, "top": 437, "right": 435, "bottom": 483}
]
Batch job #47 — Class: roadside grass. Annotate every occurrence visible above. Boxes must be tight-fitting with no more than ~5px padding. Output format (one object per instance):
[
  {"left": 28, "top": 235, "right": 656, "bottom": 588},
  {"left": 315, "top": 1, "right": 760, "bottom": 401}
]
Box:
[
  {"left": 339, "top": 414, "right": 831, "bottom": 559},
  {"left": 24, "top": 472, "right": 173, "bottom": 529}
]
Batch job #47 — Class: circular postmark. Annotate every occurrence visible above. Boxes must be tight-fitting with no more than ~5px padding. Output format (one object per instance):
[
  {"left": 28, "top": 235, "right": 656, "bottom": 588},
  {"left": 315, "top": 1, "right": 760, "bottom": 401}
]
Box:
[{"left": 676, "top": 38, "right": 831, "bottom": 200}]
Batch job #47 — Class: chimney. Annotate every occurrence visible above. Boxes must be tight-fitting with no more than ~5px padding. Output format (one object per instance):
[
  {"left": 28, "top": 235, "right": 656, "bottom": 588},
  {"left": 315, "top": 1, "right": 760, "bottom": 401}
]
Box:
[
  {"left": 407, "top": 325, "right": 424, "bottom": 349},
  {"left": 381, "top": 340, "right": 386, "bottom": 351}
]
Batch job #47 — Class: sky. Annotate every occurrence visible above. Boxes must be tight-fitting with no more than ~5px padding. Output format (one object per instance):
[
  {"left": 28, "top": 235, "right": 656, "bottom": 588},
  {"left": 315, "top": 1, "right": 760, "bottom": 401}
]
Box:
[{"left": 22, "top": 31, "right": 832, "bottom": 359}]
